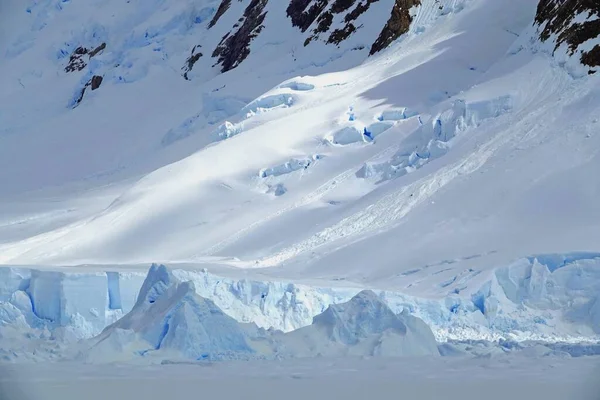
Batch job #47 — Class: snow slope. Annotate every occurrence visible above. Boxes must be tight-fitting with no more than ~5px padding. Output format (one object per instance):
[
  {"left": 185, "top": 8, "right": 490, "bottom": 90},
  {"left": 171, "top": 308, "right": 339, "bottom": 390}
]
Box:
[{"left": 1, "top": 0, "right": 600, "bottom": 349}]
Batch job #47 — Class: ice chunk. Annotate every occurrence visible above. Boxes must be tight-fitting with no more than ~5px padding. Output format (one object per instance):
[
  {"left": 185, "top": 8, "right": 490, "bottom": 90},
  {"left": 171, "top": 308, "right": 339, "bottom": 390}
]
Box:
[
  {"left": 243, "top": 94, "right": 295, "bottom": 118},
  {"left": 0, "top": 268, "right": 30, "bottom": 302},
  {"left": 377, "top": 108, "right": 418, "bottom": 121},
  {"left": 26, "top": 270, "right": 110, "bottom": 337},
  {"left": 366, "top": 121, "right": 395, "bottom": 138},
  {"left": 259, "top": 157, "right": 317, "bottom": 178},
  {"left": 88, "top": 265, "right": 254, "bottom": 361},
  {"left": 327, "top": 126, "right": 364, "bottom": 145},
  {"left": 213, "top": 121, "right": 243, "bottom": 140},
  {"left": 107, "top": 272, "right": 122, "bottom": 310},
  {"left": 279, "top": 81, "right": 315, "bottom": 91},
  {"left": 286, "top": 290, "right": 440, "bottom": 357},
  {"left": 26, "top": 271, "right": 64, "bottom": 323},
  {"left": 266, "top": 183, "right": 287, "bottom": 196},
  {"left": 312, "top": 290, "right": 408, "bottom": 345}
]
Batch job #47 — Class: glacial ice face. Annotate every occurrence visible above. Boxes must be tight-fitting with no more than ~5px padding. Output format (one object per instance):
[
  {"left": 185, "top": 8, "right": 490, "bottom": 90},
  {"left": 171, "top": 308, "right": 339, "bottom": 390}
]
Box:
[
  {"left": 1, "top": 252, "right": 600, "bottom": 348},
  {"left": 85, "top": 270, "right": 440, "bottom": 362},
  {"left": 286, "top": 290, "right": 440, "bottom": 358},
  {"left": 0, "top": 267, "right": 146, "bottom": 342},
  {"left": 88, "top": 265, "right": 254, "bottom": 361},
  {"left": 312, "top": 290, "right": 408, "bottom": 345}
]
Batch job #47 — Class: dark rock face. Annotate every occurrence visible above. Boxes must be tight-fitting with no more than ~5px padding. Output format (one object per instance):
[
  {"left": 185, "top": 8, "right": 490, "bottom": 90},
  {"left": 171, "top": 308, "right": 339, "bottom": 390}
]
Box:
[
  {"left": 294, "top": 0, "right": 385, "bottom": 47},
  {"left": 65, "top": 46, "right": 89, "bottom": 73},
  {"left": 74, "top": 75, "right": 103, "bottom": 107},
  {"left": 287, "top": 0, "right": 329, "bottom": 32},
  {"left": 370, "top": 0, "right": 420, "bottom": 55},
  {"left": 212, "top": 0, "right": 269, "bottom": 72},
  {"left": 90, "top": 75, "right": 103, "bottom": 90},
  {"left": 535, "top": 0, "right": 600, "bottom": 74},
  {"left": 65, "top": 43, "right": 106, "bottom": 73},
  {"left": 191, "top": 0, "right": 421, "bottom": 75},
  {"left": 209, "top": 0, "right": 233, "bottom": 29},
  {"left": 327, "top": 0, "right": 379, "bottom": 45},
  {"left": 182, "top": 45, "right": 203, "bottom": 80},
  {"left": 331, "top": 0, "right": 357, "bottom": 14},
  {"left": 89, "top": 42, "right": 107, "bottom": 58}
]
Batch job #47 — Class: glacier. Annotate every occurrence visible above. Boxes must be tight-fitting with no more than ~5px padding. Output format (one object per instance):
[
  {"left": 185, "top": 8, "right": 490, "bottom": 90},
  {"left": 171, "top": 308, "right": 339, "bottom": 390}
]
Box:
[
  {"left": 84, "top": 265, "right": 256, "bottom": 362},
  {"left": 76, "top": 264, "right": 439, "bottom": 362},
  {"left": 1, "top": 252, "right": 599, "bottom": 358},
  {"left": 0, "top": 0, "right": 599, "bottom": 377}
]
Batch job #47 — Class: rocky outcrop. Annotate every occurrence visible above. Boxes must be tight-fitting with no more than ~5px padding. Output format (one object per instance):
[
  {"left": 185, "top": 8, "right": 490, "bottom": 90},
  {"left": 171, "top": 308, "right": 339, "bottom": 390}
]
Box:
[
  {"left": 370, "top": 0, "right": 420, "bottom": 55},
  {"left": 195, "top": 0, "right": 421, "bottom": 74},
  {"left": 295, "top": 0, "right": 384, "bottom": 47},
  {"left": 287, "top": 0, "right": 330, "bottom": 32},
  {"left": 182, "top": 45, "right": 203, "bottom": 80},
  {"left": 209, "top": 0, "right": 233, "bottom": 28},
  {"left": 65, "top": 43, "right": 106, "bottom": 73},
  {"left": 212, "top": 0, "right": 270, "bottom": 72},
  {"left": 327, "top": 0, "right": 379, "bottom": 45},
  {"left": 73, "top": 75, "right": 103, "bottom": 107},
  {"left": 535, "top": 0, "right": 600, "bottom": 74}
]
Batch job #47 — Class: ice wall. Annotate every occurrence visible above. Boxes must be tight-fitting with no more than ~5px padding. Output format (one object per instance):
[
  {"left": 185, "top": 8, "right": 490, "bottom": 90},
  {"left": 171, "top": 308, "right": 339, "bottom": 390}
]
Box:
[
  {"left": 1, "top": 253, "right": 600, "bottom": 344},
  {"left": 85, "top": 269, "right": 439, "bottom": 362}
]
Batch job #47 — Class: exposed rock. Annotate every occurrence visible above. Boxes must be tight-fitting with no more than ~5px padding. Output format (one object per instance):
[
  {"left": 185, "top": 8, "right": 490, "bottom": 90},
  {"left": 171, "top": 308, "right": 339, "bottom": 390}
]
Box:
[
  {"left": 88, "top": 42, "right": 107, "bottom": 58},
  {"left": 293, "top": 0, "right": 382, "bottom": 47},
  {"left": 212, "top": 0, "right": 269, "bottom": 73},
  {"left": 67, "top": 43, "right": 106, "bottom": 72},
  {"left": 331, "top": 0, "right": 357, "bottom": 14},
  {"left": 65, "top": 42, "right": 107, "bottom": 73},
  {"left": 304, "top": 10, "right": 334, "bottom": 45},
  {"left": 535, "top": 0, "right": 600, "bottom": 73},
  {"left": 209, "top": 0, "right": 232, "bottom": 29},
  {"left": 344, "top": 0, "right": 372, "bottom": 22},
  {"left": 327, "top": 0, "right": 382, "bottom": 45},
  {"left": 287, "top": 0, "right": 329, "bottom": 32},
  {"left": 328, "top": 23, "right": 356, "bottom": 45},
  {"left": 182, "top": 45, "right": 203, "bottom": 80},
  {"left": 65, "top": 46, "right": 89, "bottom": 73},
  {"left": 369, "top": 0, "right": 420, "bottom": 55},
  {"left": 90, "top": 75, "right": 103, "bottom": 90},
  {"left": 74, "top": 75, "right": 104, "bottom": 107}
]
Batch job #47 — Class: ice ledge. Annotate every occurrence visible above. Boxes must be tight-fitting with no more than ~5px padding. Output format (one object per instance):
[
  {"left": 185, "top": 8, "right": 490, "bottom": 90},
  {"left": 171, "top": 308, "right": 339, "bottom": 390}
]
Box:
[{"left": 1, "top": 252, "right": 600, "bottom": 343}]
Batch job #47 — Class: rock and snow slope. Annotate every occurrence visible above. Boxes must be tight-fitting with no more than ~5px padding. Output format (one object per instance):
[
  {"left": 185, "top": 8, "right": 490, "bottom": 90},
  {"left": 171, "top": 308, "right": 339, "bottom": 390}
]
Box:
[
  {"left": 1, "top": 0, "right": 598, "bottom": 274},
  {"left": 0, "top": 0, "right": 599, "bottom": 352}
]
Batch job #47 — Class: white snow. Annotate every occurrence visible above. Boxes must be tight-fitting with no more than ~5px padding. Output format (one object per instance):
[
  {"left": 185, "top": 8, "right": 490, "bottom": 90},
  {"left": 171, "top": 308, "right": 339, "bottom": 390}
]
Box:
[{"left": 0, "top": 0, "right": 599, "bottom": 368}]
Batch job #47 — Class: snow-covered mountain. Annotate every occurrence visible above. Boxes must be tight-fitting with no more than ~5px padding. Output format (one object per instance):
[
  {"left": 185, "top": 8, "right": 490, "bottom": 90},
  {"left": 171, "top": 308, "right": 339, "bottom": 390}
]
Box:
[{"left": 1, "top": 0, "right": 600, "bottom": 348}]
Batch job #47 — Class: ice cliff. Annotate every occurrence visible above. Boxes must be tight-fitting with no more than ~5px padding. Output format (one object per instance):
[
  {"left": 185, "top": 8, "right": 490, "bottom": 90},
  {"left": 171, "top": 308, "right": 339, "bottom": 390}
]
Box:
[
  {"left": 80, "top": 265, "right": 439, "bottom": 362},
  {"left": 1, "top": 252, "right": 599, "bottom": 361}
]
